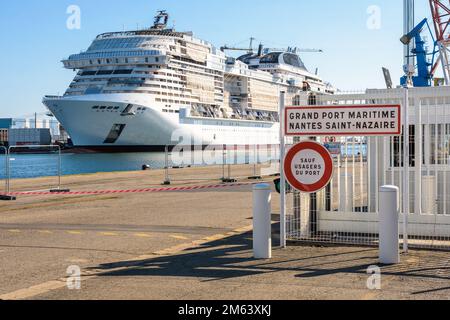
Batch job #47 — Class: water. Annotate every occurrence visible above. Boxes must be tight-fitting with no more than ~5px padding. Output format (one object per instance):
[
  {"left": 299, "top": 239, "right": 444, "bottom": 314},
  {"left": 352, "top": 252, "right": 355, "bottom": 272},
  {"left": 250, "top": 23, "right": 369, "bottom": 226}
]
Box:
[
  {"left": 0, "top": 145, "right": 364, "bottom": 180},
  {"left": 0, "top": 150, "right": 278, "bottom": 179},
  {"left": 0, "top": 153, "right": 184, "bottom": 179}
]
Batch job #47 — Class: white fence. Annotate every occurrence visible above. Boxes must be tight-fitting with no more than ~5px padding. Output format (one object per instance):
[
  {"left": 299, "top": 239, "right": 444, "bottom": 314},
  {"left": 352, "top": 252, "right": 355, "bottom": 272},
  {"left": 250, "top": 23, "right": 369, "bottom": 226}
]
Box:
[{"left": 286, "top": 87, "right": 450, "bottom": 250}]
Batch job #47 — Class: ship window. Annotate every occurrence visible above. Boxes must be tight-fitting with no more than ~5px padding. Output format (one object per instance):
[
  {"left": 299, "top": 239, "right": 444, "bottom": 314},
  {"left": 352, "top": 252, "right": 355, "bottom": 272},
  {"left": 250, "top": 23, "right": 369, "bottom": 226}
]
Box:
[
  {"left": 155, "top": 57, "right": 160, "bottom": 62},
  {"left": 88, "top": 37, "right": 149, "bottom": 51},
  {"left": 100, "top": 106, "right": 107, "bottom": 110},
  {"left": 92, "top": 106, "right": 99, "bottom": 109},
  {"left": 97, "top": 70, "right": 113, "bottom": 75},
  {"left": 104, "top": 124, "right": 126, "bottom": 144},
  {"left": 283, "top": 53, "right": 307, "bottom": 70},
  {"left": 81, "top": 71, "right": 97, "bottom": 76},
  {"left": 121, "top": 104, "right": 134, "bottom": 114},
  {"left": 107, "top": 106, "right": 114, "bottom": 110},
  {"left": 113, "top": 69, "right": 133, "bottom": 74},
  {"left": 260, "top": 53, "right": 282, "bottom": 64}
]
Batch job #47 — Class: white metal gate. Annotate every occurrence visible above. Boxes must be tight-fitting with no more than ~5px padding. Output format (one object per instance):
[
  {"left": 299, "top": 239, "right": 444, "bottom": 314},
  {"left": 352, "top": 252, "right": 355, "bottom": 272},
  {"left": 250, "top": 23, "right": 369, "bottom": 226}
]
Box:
[{"left": 286, "top": 87, "right": 450, "bottom": 251}]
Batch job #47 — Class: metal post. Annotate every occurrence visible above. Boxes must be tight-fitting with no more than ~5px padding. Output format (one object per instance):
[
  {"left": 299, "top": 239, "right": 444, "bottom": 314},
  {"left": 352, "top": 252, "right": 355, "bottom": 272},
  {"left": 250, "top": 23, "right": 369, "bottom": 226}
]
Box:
[
  {"left": 379, "top": 185, "right": 400, "bottom": 264},
  {"left": 249, "top": 144, "right": 262, "bottom": 180},
  {"left": 415, "top": 99, "right": 422, "bottom": 215},
  {"left": 254, "top": 144, "right": 258, "bottom": 176},
  {"left": 1, "top": 146, "right": 7, "bottom": 193},
  {"left": 163, "top": 145, "right": 171, "bottom": 185},
  {"left": 253, "top": 183, "right": 272, "bottom": 259},
  {"left": 403, "top": 87, "right": 410, "bottom": 252},
  {"left": 58, "top": 146, "right": 62, "bottom": 190},
  {"left": 222, "top": 145, "right": 226, "bottom": 182},
  {"left": 7, "top": 146, "right": 11, "bottom": 194},
  {"left": 279, "top": 91, "right": 287, "bottom": 248}
]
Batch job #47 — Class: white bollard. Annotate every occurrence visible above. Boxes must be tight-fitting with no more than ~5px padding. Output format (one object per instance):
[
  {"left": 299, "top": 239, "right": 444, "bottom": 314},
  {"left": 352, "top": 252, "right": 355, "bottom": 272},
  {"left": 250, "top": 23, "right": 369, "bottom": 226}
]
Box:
[
  {"left": 253, "top": 183, "right": 272, "bottom": 259},
  {"left": 379, "top": 186, "right": 400, "bottom": 264}
]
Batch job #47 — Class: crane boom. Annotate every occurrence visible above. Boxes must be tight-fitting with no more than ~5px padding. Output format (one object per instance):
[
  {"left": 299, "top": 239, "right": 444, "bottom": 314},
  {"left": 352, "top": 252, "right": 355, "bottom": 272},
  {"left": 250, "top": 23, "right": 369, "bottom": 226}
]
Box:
[{"left": 263, "top": 47, "right": 323, "bottom": 53}]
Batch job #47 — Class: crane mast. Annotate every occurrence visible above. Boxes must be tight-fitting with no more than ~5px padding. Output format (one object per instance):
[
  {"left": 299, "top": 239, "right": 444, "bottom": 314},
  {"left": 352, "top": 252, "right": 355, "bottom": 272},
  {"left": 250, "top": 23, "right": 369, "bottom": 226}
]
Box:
[
  {"left": 429, "top": 0, "right": 450, "bottom": 84},
  {"left": 404, "top": 0, "right": 416, "bottom": 69}
]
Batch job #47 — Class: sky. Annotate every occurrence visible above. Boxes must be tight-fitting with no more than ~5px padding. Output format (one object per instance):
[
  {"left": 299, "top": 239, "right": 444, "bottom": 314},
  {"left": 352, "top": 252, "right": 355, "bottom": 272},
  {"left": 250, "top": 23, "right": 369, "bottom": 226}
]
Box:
[{"left": 0, "top": 0, "right": 434, "bottom": 117}]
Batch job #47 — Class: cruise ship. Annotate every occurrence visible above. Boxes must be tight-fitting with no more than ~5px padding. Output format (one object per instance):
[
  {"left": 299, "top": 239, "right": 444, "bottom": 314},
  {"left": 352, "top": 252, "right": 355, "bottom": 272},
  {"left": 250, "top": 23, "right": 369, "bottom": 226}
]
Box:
[{"left": 43, "top": 11, "right": 335, "bottom": 151}]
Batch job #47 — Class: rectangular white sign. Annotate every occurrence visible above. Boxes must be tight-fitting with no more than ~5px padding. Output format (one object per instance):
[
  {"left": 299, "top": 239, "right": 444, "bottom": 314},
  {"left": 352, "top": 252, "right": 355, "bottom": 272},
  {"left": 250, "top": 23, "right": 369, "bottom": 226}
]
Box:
[{"left": 285, "top": 105, "right": 401, "bottom": 136}]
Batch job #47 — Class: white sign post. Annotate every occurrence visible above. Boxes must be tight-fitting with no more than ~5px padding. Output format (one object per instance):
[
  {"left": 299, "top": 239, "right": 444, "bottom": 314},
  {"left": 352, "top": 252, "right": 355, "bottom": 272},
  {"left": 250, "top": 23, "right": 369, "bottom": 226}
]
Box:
[{"left": 279, "top": 92, "right": 287, "bottom": 248}]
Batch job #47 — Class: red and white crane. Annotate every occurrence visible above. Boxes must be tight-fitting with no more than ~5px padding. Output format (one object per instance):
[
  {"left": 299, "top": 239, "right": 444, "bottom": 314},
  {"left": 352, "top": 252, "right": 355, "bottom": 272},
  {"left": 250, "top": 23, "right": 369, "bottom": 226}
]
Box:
[{"left": 429, "top": 0, "right": 450, "bottom": 84}]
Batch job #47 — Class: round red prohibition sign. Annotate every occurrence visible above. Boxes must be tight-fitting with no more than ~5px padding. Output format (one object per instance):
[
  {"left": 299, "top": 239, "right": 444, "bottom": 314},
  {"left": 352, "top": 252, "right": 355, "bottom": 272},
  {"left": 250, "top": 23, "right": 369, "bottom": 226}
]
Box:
[{"left": 284, "top": 141, "right": 334, "bottom": 193}]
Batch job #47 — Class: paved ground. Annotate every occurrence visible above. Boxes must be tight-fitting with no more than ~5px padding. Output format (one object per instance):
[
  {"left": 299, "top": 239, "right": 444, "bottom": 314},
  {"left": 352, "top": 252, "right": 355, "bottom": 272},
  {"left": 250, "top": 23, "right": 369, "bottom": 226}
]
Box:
[{"left": 0, "top": 166, "right": 449, "bottom": 300}]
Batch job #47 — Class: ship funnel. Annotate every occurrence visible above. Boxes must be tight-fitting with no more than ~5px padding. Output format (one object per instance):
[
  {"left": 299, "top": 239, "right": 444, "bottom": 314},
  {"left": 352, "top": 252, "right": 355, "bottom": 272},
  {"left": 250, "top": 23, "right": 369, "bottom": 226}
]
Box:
[{"left": 257, "top": 44, "right": 264, "bottom": 56}]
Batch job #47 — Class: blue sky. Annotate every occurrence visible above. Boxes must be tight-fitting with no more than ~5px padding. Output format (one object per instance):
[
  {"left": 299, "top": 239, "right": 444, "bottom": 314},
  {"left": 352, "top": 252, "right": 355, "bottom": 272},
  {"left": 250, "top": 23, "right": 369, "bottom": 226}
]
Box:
[{"left": 0, "top": 0, "right": 433, "bottom": 117}]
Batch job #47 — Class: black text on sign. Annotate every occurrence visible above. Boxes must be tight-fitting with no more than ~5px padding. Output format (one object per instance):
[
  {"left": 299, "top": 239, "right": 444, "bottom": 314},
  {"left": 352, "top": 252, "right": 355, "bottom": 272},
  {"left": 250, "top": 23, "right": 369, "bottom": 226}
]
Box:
[{"left": 285, "top": 105, "right": 401, "bottom": 136}]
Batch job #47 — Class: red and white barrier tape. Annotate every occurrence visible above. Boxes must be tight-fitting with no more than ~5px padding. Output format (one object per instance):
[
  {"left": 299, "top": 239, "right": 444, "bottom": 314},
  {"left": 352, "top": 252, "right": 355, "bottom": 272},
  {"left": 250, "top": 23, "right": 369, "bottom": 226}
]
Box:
[{"left": 8, "top": 182, "right": 260, "bottom": 196}]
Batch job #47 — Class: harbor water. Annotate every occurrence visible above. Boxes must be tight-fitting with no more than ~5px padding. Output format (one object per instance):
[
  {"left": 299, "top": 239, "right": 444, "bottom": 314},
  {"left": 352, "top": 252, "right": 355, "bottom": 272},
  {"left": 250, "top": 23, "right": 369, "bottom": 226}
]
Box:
[
  {"left": 0, "top": 150, "right": 277, "bottom": 179},
  {"left": 0, "top": 145, "right": 365, "bottom": 180}
]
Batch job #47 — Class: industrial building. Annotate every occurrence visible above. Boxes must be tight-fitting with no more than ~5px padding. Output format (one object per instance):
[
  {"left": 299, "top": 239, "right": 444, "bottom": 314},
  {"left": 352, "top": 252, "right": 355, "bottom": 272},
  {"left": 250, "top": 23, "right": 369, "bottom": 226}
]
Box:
[
  {"left": 7, "top": 128, "right": 52, "bottom": 146},
  {"left": 0, "top": 116, "right": 68, "bottom": 146}
]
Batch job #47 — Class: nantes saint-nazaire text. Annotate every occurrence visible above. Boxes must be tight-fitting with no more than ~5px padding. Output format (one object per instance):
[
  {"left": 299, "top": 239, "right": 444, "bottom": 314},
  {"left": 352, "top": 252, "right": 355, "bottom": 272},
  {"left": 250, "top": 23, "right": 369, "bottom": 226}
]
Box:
[{"left": 288, "top": 110, "right": 398, "bottom": 131}]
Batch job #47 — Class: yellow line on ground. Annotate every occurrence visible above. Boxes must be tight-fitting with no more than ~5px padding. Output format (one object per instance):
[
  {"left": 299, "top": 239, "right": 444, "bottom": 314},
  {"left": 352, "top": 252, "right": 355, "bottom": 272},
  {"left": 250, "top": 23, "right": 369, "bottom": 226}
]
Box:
[
  {"left": 99, "top": 232, "right": 119, "bottom": 236},
  {"left": 67, "top": 231, "right": 83, "bottom": 235},
  {"left": 170, "top": 235, "right": 189, "bottom": 240},
  {"left": 134, "top": 233, "right": 152, "bottom": 238},
  {"left": 7, "top": 230, "right": 21, "bottom": 233},
  {"left": 38, "top": 230, "right": 53, "bottom": 234},
  {"left": 0, "top": 224, "right": 254, "bottom": 300},
  {"left": 203, "top": 234, "right": 227, "bottom": 242},
  {"left": 0, "top": 281, "right": 67, "bottom": 300}
]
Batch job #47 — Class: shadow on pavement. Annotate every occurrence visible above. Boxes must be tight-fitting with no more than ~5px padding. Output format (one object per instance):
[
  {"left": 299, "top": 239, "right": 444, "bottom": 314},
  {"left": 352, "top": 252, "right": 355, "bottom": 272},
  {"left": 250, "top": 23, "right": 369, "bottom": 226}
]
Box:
[{"left": 87, "top": 222, "right": 450, "bottom": 284}]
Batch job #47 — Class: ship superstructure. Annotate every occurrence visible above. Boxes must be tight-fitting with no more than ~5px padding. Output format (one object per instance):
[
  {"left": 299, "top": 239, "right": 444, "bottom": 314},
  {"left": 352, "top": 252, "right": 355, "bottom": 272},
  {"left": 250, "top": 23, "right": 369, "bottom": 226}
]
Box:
[{"left": 43, "top": 11, "right": 335, "bottom": 151}]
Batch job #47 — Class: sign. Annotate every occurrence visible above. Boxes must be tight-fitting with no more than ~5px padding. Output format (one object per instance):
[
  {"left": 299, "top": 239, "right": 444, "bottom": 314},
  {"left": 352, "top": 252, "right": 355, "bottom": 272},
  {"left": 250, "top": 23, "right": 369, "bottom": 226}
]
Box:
[
  {"left": 284, "top": 141, "right": 334, "bottom": 193},
  {"left": 285, "top": 105, "right": 401, "bottom": 136},
  {"left": 324, "top": 142, "right": 342, "bottom": 155},
  {"left": 324, "top": 136, "right": 337, "bottom": 143}
]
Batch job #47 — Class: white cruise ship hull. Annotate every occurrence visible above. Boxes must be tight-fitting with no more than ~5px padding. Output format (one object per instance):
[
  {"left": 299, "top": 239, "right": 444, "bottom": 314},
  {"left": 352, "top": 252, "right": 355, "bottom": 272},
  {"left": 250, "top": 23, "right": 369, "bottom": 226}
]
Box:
[{"left": 43, "top": 94, "right": 280, "bottom": 152}]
